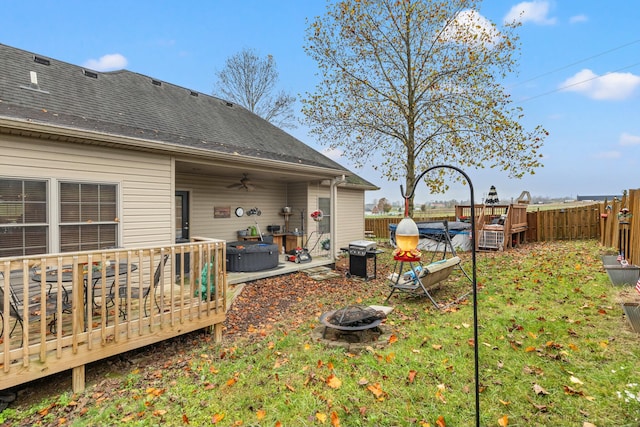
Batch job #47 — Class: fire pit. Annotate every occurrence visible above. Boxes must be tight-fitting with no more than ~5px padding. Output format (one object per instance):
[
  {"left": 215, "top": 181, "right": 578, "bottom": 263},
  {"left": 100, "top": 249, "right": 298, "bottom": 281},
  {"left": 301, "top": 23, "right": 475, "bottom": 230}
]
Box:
[{"left": 317, "top": 305, "right": 388, "bottom": 345}]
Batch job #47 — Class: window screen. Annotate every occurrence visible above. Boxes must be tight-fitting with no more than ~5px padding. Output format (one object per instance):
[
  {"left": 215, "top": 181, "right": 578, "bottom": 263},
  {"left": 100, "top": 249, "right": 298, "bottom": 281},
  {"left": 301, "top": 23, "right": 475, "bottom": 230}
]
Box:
[
  {"left": 0, "top": 178, "right": 48, "bottom": 257},
  {"left": 59, "top": 182, "right": 117, "bottom": 252}
]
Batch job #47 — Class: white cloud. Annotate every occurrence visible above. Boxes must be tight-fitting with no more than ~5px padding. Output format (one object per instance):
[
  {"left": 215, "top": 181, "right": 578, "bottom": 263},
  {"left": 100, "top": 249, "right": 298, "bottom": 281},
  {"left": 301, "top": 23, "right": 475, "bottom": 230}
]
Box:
[
  {"left": 569, "top": 14, "right": 588, "bottom": 24},
  {"left": 620, "top": 132, "right": 640, "bottom": 146},
  {"left": 559, "top": 68, "right": 640, "bottom": 100},
  {"left": 504, "top": 1, "right": 557, "bottom": 25},
  {"left": 321, "top": 147, "right": 344, "bottom": 161},
  {"left": 83, "top": 53, "right": 128, "bottom": 72},
  {"left": 593, "top": 151, "right": 621, "bottom": 159}
]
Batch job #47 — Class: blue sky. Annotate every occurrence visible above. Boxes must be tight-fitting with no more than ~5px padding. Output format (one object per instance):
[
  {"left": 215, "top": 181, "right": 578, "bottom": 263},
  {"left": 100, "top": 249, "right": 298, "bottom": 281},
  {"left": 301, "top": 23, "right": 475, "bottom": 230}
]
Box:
[{"left": 2, "top": 1, "right": 639, "bottom": 204}]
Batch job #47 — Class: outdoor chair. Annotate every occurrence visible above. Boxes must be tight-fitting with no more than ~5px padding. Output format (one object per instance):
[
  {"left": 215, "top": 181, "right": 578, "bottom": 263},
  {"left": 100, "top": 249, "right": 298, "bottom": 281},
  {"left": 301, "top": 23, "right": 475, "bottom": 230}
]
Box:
[
  {"left": 106, "top": 254, "right": 169, "bottom": 321},
  {"left": 385, "top": 256, "right": 462, "bottom": 307},
  {"left": 0, "top": 270, "right": 69, "bottom": 345}
]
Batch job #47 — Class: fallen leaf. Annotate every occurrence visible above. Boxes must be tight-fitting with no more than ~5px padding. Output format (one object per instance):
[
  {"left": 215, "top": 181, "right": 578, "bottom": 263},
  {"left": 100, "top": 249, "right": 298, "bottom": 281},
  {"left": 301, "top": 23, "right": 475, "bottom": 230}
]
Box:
[
  {"left": 436, "top": 415, "right": 446, "bottom": 427},
  {"left": 432, "top": 344, "right": 443, "bottom": 350},
  {"left": 570, "top": 375, "right": 584, "bottom": 385},
  {"left": 367, "top": 383, "right": 388, "bottom": 400},
  {"left": 331, "top": 411, "right": 340, "bottom": 427},
  {"left": 563, "top": 385, "right": 584, "bottom": 396},
  {"left": 226, "top": 378, "right": 237, "bottom": 387},
  {"left": 498, "top": 415, "right": 509, "bottom": 426},
  {"left": 326, "top": 374, "right": 342, "bottom": 389},
  {"left": 212, "top": 413, "right": 225, "bottom": 424},
  {"left": 316, "top": 412, "right": 327, "bottom": 423},
  {"left": 533, "top": 384, "right": 549, "bottom": 395},
  {"left": 388, "top": 334, "right": 398, "bottom": 344},
  {"left": 407, "top": 370, "right": 418, "bottom": 384},
  {"left": 256, "top": 409, "right": 266, "bottom": 420}
]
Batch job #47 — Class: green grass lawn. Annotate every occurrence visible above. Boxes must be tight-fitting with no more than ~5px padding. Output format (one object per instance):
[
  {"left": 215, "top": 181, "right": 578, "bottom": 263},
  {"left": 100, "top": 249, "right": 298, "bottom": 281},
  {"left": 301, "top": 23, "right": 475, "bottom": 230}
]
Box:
[{"left": 3, "top": 240, "right": 640, "bottom": 426}]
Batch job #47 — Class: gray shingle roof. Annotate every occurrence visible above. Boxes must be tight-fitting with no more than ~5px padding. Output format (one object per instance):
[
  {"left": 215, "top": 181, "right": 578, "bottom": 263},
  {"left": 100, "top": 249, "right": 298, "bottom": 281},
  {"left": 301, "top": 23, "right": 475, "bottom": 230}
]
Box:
[{"left": 0, "top": 43, "right": 377, "bottom": 188}]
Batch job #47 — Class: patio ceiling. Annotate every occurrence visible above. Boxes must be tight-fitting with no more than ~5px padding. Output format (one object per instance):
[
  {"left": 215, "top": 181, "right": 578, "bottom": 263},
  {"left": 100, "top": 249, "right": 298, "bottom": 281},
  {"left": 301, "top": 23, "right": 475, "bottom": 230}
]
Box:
[{"left": 175, "top": 159, "right": 346, "bottom": 184}]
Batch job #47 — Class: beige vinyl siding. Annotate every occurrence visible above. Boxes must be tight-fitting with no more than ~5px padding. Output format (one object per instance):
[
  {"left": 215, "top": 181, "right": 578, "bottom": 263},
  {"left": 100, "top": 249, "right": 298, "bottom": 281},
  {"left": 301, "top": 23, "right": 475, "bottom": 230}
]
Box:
[
  {"left": 285, "top": 182, "right": 308, "bottom": 233},
  {"left": 0, "top": 135, "right": 172, "bottom": 250},
  {"left": 176, "top": 172, "right": 289, "bottom": 242},
  {"left": 336, "top": 187, "right": 365, "bottom": 249}
]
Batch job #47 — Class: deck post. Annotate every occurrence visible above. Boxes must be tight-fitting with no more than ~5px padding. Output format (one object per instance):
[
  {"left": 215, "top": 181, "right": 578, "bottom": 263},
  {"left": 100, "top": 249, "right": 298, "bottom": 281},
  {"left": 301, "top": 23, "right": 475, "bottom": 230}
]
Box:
[
  {"left": 213, "top": 323, "right": 223, "bottom": 342},
  {"left": 72, "top": 365, "right": 85, "bottom": 392}
]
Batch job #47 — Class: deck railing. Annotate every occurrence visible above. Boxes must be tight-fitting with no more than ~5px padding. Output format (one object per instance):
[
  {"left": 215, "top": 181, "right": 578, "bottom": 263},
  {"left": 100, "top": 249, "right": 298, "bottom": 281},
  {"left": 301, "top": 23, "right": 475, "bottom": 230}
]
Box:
[{"left": 0, "top": 237, "right": 226, "bottom": 392}]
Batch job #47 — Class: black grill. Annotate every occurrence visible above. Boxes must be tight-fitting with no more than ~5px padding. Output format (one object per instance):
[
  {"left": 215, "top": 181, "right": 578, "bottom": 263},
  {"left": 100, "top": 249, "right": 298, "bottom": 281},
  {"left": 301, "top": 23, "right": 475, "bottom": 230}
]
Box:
[{"left": 343, "top": 240, "right": 379, "bottom": 280}]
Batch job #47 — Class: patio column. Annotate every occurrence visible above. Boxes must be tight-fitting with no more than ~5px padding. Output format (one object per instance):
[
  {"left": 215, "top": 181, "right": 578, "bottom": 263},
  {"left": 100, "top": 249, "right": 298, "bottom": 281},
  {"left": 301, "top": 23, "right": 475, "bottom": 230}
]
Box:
[{"left": 330, "top": 175, "right": 346, "bottom": 261}]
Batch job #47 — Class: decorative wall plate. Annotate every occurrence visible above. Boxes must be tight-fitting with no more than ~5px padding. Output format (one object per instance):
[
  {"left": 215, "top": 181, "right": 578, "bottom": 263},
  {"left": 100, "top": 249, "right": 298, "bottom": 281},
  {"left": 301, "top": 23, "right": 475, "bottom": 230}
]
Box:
[{"left": 235, "top": 207, "right": 244, "bottom": 217}]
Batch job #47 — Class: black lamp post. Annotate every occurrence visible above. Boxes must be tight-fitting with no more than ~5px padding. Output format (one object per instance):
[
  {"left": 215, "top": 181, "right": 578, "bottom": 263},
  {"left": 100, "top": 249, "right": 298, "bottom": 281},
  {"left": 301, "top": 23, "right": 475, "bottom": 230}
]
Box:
[{"left": 399, "top": 165, "right": 480, "bottom": 427}]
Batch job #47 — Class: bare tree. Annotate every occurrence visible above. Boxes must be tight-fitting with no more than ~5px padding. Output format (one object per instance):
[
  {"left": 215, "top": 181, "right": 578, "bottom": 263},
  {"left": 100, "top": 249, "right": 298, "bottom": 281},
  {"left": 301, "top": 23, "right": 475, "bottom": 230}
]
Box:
[
  {"left": 302, "top": 0, "right": 547, "bottom": 213},
  {"left": 213, "top": 48, "right": 297, "bottom": 129}
]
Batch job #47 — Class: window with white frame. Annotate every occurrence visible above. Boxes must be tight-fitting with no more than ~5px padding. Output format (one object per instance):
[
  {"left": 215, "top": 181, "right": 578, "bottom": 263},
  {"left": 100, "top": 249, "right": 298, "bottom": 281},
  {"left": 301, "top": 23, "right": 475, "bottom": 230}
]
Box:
[
  {"left": 0, "top": 178, "right": 48, "bottom": 257},
  {"left": 318, "top": 197, "right": 331, "bottom": 234},
  {"left": 59, "top": 182, "right": 118, "bottom": 252}
]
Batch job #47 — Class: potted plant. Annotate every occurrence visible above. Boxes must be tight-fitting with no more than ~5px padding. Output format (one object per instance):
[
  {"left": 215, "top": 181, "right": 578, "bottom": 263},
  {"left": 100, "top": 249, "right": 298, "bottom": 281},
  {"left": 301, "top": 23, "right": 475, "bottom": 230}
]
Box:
[{"left": 321, "top": 238, "right": 330, "bottom": 251}]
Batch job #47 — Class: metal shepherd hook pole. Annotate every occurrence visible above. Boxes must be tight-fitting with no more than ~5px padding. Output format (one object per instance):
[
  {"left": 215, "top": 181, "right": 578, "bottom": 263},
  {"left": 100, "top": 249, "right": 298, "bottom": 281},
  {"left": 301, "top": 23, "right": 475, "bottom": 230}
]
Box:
[{"left": 400, "top": 165, "right": 480, "bottom": 427}]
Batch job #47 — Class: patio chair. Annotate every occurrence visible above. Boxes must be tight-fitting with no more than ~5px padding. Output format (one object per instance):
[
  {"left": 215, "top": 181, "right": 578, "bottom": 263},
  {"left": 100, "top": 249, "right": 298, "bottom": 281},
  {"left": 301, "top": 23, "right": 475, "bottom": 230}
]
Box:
[
  {"left": 106, "top": 254, "right": 169, "bottom": 321},
  {"left": 0, "top": 270, "right": 68, "bottom": 345}
]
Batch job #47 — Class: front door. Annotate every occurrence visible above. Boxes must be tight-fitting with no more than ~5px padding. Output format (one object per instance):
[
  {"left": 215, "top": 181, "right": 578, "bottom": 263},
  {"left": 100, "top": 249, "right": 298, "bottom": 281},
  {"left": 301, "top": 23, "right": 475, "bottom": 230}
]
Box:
[{"left": 175, "top": 191, "right": 190, "bottom": 241}]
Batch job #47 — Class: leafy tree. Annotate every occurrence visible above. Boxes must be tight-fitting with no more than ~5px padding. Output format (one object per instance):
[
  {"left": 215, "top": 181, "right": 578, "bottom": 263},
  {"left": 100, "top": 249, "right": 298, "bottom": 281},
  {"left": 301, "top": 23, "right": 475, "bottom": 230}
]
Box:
[
  {"left": 302, "top": 0, "right": 547, "bottom": 214},
  {"left": 376, "top": 197, "right": 392, "bottom": 213},
  {"left": 213, "top": 48, "right": 296, "bottom": 129}
]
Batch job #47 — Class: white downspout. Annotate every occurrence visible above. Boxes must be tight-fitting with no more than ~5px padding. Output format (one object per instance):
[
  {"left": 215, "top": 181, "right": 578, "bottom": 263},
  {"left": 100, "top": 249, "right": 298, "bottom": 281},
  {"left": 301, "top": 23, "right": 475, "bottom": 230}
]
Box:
[{"left": 330, "top": 175, "right": 346, "bottom": 262}]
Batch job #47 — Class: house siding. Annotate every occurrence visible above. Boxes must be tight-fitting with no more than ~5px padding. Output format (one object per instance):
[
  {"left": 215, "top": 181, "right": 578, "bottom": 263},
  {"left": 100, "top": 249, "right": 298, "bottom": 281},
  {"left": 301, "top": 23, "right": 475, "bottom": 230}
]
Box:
[
  {"left": 336, "top": 187, "right": 365, "bottom": 248},
  {"left": 176, "top": 172, "right": 290, "bottom": 242},
  {"left": 0, "top": 135, "right": 172, "bottom": 249},
  {"left": 286, "top": 182, "right": 308, "bottom": 234}
]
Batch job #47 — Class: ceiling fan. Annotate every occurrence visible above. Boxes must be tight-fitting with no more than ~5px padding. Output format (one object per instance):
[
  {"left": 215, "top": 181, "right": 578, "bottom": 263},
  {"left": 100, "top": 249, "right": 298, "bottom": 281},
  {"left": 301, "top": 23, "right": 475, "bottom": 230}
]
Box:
[{"left": 227, "top": 173, "right": 260, "bottom": 191}]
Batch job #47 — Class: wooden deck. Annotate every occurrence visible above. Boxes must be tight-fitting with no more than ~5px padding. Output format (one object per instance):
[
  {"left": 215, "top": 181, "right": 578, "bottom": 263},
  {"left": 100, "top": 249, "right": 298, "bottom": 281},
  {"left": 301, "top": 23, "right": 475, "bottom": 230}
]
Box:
[{"left": 0, "top": 239, "right": 227, "bottom": 392}]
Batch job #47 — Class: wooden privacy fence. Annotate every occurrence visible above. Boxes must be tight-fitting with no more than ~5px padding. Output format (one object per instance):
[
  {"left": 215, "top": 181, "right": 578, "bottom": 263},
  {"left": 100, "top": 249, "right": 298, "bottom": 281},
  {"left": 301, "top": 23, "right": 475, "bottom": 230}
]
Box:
[
  {"left": 365, "top": 204, "right": 602, "bottom": 243},
  {"left": 598, "top": 188, "right": 640, "bottom": 266},
  {"left": 529, "top": 205, "right": 601, "bottom": 242}
]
